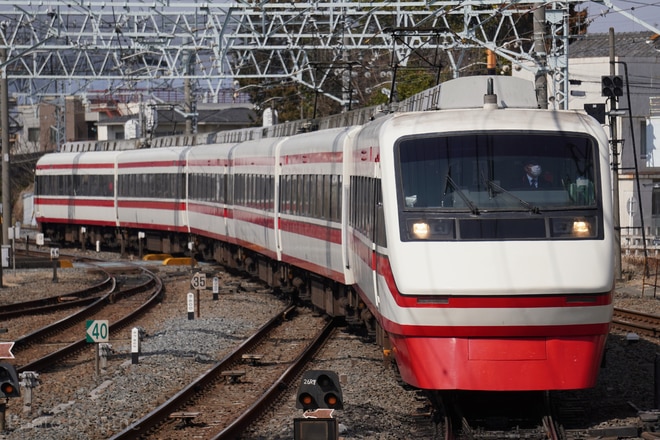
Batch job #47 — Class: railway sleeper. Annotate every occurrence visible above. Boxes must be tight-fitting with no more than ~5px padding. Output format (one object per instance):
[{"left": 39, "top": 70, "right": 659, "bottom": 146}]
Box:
[
  {"left": 241, "top": 354, "right": 264, "bottom": 366},
  {"left": 168, "top": 412, "right": 200, "bottom": 429},
  {"left": 221, "top": 370, "right": 246, "bottom": 384}
]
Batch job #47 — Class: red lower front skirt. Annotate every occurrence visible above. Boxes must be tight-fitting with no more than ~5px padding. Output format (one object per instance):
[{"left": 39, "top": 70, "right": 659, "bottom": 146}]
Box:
[{"left": 390, "top": 334, "right": 608, "bottom": 391}]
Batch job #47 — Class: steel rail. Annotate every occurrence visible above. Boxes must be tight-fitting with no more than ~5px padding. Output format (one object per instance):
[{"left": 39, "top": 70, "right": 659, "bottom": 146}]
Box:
[
  {"left": 108, "top": 302, "right": 332, "bottom": 440},
  {"left": 16, "top": 269, "right": 161, "bottom": 373},
  {"left": 0, "top": 277, "right": 114, "bottom": 320},
  {"left": 212, "top": 319, "right": 337, "bottom": 440},
  {"left": 612, "top": 307, "right": 660, "bottom": 338}
]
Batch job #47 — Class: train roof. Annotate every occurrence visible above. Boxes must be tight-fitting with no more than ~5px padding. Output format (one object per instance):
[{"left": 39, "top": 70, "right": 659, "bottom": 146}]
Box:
[{"left": 58, "top": 76, "right": 540, "bottom": 153}]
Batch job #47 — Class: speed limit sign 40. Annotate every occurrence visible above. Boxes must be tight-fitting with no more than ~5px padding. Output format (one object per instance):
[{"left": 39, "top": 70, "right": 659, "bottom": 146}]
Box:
[{"left": 86, "top": 320, "right": 109, "bottom": 343}]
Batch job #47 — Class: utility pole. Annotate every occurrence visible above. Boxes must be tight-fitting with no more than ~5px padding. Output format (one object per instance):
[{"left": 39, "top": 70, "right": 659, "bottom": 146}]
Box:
[
  {"left": 183, "top": 40, "right": 193, "bottom": 136},
  {"left": 0, "top": 48, "right": 8, "bottom": 288},
  {"left": 609, "top": 28, "right": 622, "bottom": 281},
  {"left": 533, "top": 6, "right": 548, "bottom": 109}
]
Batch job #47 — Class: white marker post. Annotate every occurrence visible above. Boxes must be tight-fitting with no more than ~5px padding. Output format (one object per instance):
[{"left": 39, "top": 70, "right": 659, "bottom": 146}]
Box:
[
  {"left": 80, "top": 226, "right": 86, "bottom": 252},
  {"left": 212, "top": 276, "right": 219, "bottom": 300},
  {"left": 187, "top": 292, "right": 195, "bottom": 320},
  {"left": 131, "top": 327, "right": 140, "bottom": 364},
  {"left": 50, "top": 247, "right": 59, "bottom": 283},
  {"left": 138, "top": 232, "right": 145, "bottom": 259}
]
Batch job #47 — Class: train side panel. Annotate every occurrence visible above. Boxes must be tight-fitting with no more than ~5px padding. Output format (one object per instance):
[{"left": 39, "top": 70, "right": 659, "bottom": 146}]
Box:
[
  {"left": 35, "top": 151, "right": 120, "bottom": 238},
  {"left": 228, "top": 138, "right": 280, "bottom": 261},
  {"left": 186, "top": 143, "right": 235, "bottom": 245},
  {"left": 116, "top": 147, "right": 191, "bottom": 243},
  {"left": 277, "top": 127, "right": 355, "bottom": 285}
]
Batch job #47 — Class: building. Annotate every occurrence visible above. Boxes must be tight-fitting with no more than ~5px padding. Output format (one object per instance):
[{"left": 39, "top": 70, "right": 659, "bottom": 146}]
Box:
[{"left": 11, "top": 93, "right": 258, "bottom": 154}]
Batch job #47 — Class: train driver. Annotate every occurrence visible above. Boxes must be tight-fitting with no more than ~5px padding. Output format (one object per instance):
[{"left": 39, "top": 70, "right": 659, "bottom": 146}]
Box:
[{"left": 522, "top": 159, "right": 548, "bottom": 189}]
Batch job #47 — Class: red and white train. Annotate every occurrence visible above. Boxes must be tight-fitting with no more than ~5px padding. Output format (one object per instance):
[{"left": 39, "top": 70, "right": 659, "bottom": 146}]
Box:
[{"left": 34, "top": 76, "right": 614, "bottom": 391}]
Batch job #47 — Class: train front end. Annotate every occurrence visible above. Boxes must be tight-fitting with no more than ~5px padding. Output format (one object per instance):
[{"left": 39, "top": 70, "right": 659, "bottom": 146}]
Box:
[{"left": 374, "top": 105, "right": 614, "bottom": 391}]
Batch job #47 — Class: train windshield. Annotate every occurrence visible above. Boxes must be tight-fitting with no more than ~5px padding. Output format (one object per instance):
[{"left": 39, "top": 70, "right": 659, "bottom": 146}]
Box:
[{"left": 396, "top": 131, "right": 603, "bottom": 241}]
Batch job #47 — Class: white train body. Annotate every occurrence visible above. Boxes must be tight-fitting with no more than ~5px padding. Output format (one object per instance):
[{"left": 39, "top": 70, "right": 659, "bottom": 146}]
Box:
[{"left": 35, "top": 76, "right": 614, "bottom": 391}]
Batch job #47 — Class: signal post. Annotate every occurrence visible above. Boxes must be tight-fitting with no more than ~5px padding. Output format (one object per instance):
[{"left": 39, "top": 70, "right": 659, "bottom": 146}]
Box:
[
  {"left": 294, "top": 370, "right": 343, "bottom": 440},
  {"left": 0, "top": 341, "right": 19, "bottom": 432}
]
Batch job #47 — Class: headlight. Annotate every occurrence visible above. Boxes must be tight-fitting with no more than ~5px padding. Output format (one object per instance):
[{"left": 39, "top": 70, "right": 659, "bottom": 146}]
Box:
[
  {"left": 406, "top": 218, "right": 455, "bottom": 240},
  {"left": 412, "top": 221, "right": 430, "bottom": 239},
  {"left": 572, "top": 220, "right": 591, "bottom": 236},
  {"left": 551, "top": 216, "right": 598, "bottom": 238}
]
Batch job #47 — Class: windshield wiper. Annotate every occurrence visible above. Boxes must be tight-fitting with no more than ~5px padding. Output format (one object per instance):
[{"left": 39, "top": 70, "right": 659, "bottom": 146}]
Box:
[
  {"left": 444, "top": 173, "right": 479, "bottom": 215},
  {"left": 481, "top": 173, "right": 541, "bottom": 214}
]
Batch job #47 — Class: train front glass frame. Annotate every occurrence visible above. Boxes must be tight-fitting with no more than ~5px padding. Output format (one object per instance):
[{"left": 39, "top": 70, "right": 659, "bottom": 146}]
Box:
[{"left": 395, "top": 130, "right": 603, "bottom": 242}]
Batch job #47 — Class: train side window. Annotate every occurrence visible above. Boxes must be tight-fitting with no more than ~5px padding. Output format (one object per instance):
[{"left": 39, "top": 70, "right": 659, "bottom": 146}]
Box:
[
  {"left": 316, "top": 175, "right": 324, "bottom": 219},
  {"left": 267, "top": 175, "right": 274, "bottom": 211},
  {"left": 152, "top": 174, "right": 159, "bottom": 198},
  {"left": 179, "top": 174, "right": 185, "bottom": 200},
  {"left": 234, "top": 174, "right": 241, "bottom": 206},
  {"left": 291, "top": 175, "right": 298, "bottom": 214},
  {"left": 89, "top": 175, "right": 97, "bottom": 196},
  {"left": 237, "top": 174, "right": 242, "bottom": 206},
  {"left": 302, "top": 174, "right": 312, "bottom": 217},
  {"left": 220, "top": 174, "right": 226, "bottom": 204},
  {"left": 279, "top": 175, "right": 286, "bottom": 214},
  {"left": 132, "top": 174, "right": 138, "bottom": 197},
  {"left": 170, "top": 174, "right": 176, "bottom": 199},
  {"left": 60, "top": 175, "right": 66, "bottom": 196},
  {"left": 251, "top": 174, "right": 257, "bottom": 208},
  {"left": 298, "top": 174, "right": 309, "bottom": 215},
  {"left": 255, "top": 175, "right": 262, "bottom": 210},
  {"left": 309, "top": 175, "right": 317, "bottom": 218},
  {"left": 375, "top": 180, "right": 386, "bottom": 247},
  {"left": 132, "top": 174, "right": 137, "bottom": 197},
  {"left": 250, "top": 174, "right": 255, "bottom": 208}
]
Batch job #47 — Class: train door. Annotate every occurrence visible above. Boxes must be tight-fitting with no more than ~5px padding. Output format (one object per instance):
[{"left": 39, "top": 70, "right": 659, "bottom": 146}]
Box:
[
  {"left": 273, "top": 137, "right": 286, "bottom": 262},
  {"left": 349, "top": 175, "right": 383, "bottom": 314},
  {"left": 372, "top": 179, "right": 385, "bottom": 313}
]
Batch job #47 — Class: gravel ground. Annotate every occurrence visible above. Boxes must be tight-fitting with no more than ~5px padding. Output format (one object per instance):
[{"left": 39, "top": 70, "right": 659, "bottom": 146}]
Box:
[{"left": 0, "top": 253, "right": 657, "bottom": 440}]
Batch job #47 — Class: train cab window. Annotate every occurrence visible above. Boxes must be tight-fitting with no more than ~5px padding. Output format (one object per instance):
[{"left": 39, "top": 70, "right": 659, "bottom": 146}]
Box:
[{"left": 395, "top": 131, "right": 602, "bottom": 241}]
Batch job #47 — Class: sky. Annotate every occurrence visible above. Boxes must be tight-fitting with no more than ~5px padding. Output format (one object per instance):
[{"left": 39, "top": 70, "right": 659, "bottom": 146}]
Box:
[{"left": 580, "top": 0, "right": 660, "bottom": 34}]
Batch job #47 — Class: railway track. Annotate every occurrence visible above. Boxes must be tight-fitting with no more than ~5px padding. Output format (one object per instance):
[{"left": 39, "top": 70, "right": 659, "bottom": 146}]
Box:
[
  {"left": 611, "top": 307, "right": 660, "bottom": 337},
  {"left": 10, "top": 266, "right": 163, "bottom": 373},
  {"left": 0, "top": 275, "right": 113, "bottom": 320},
  {"left": 109, "top": 304, "right": 336, "bottom": 440},
  {"left": 433, "top": 391, "right": 561, "bottom": 440}
]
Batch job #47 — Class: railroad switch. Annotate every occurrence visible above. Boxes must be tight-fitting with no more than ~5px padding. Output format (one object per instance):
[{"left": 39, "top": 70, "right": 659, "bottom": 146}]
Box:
[
  {"left": 221, "top": 370, "right": 246, "bottom": 384},
  {"left": 169, "top": 411, "right": 200, "bottom": 429}
]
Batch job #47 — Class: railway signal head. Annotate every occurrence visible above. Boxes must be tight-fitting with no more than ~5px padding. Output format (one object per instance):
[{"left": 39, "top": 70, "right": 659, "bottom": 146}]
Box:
[
  {"left": 0, "top": 362, "right": 20, "bottom": 398},
  {"left": 601, "top": 75, "right": 623, "bottom": 97},
  {"left": 296, "top": 370, "right": 343, "bottom": 410}
]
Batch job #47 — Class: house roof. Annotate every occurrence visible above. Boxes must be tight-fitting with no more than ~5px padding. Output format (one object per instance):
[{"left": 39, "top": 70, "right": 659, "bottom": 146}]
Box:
[
  {"left": 159, "top": 106, "right": 258, "bottom": 125},
  {"left": 96, "top": 105, "right": 257, "bottom": 127},
  {"left": 569, "top": 32, "right": 660, "bottom": 58}
]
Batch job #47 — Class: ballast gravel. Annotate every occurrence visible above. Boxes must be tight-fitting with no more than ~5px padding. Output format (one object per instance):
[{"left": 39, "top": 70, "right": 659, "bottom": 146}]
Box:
[{"left": 0, "top": 254, "right": 657, "bottom": 439}]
